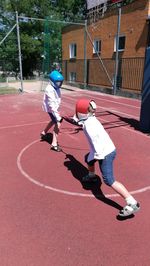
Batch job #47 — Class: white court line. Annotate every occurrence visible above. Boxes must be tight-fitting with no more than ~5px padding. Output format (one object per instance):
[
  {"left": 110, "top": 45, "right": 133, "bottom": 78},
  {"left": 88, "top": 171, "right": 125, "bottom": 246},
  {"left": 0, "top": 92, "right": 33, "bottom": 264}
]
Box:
[
  {"left": 17, "top": 139, "right": 150, "bottom": 198},
  {"left": 81, "top": 90, "right": 140, "bottom": 109},
  {"left": 0, "top": 121, "right": 48, "bottom": 130},
  {"left": 63, "top": 94, "right": 139, "bottom": 119},
  {"left": 0, "top": 92, "right": 140, "bottom": 131},
  {"left": 62, "top": 91, "right": 140, "bottom": 109},
  {"left": 97, "top": 105, "right": 139, "bottom": 119},
  {"left": 0, "top": 104, "right": 148, "bottom": 140},
  {"left": 62, "top": 95, "right": 150, "bottom": 138},
  {"left": 100, "top": 116, "right": 150, "bottom": 138}
]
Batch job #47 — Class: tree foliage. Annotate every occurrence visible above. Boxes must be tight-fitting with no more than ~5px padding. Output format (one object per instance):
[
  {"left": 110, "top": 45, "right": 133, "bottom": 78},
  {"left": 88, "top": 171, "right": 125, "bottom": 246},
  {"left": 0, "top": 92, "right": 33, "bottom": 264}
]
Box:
[{"left": 0, "top": 0, "right": 86, "bottom": 78}]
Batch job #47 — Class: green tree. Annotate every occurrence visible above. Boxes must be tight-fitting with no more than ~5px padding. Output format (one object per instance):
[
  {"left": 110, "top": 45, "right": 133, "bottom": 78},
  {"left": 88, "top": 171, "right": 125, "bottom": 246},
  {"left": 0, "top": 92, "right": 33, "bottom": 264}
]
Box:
[
  {"left": 55, "top": 0, "right": 86, "bottom": 21},
  {"left": 0, "top": 1, "right": 19, "bottom": 77},
  {"left": 0, "top": 0, "right": 86, "bottom": 78}
]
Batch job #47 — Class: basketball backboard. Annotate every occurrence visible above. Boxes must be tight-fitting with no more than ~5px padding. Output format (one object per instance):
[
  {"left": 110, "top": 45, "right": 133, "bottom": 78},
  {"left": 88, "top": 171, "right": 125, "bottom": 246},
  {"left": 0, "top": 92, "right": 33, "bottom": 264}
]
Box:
[{"left": 86, "top": 0, "right": 108, "bottom": 10}]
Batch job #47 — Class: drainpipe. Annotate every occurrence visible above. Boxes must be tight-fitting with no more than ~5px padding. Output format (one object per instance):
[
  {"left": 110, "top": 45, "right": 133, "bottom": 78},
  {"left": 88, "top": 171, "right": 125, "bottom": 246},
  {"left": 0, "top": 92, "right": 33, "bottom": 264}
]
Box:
[
  {"left": 83, "top": 20, "right": 87, "bottom": 89},
  {"left": 113, "top": 4, "right": 121, "bottom": 95}
]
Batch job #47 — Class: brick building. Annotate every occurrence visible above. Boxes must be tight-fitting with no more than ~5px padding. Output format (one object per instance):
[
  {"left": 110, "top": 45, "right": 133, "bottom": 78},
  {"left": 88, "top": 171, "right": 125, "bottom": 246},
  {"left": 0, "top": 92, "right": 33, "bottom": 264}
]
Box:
[{"left": 62, "top": 0, "right": 150, "bottom": 98}]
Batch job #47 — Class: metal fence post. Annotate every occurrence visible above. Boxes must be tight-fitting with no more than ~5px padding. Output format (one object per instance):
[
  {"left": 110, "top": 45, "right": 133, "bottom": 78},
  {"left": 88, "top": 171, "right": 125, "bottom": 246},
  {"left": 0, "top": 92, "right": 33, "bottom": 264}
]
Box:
[
  {"left": 83, "top": 20, "right": 87, "bottom": 89},
  {"left": 16, "top": 11, "right": 23, "bottom": 92}
]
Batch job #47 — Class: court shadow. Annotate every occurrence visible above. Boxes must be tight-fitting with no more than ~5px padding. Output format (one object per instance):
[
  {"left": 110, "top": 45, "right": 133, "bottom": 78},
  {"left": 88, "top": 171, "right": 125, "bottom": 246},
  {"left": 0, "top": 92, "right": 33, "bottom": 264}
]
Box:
[
  {"left": 105, "top": 110, "right": 140, "bottom": 131},
  {"left": 96, "top": 111, "right": 141, "bottom": 132},
  {"left": 119, "top": 117, "right": 140, "bottom": 131},
  {"left": 64, "top": 154, "right": 122, "bottom": 211}
]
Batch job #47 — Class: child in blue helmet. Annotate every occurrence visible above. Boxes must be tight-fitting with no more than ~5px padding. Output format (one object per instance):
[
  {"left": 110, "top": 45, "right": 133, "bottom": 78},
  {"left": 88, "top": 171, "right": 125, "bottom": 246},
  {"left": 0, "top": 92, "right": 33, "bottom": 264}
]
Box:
[{"left": 41, "top": 70, "right": 64, "bottom": 152}]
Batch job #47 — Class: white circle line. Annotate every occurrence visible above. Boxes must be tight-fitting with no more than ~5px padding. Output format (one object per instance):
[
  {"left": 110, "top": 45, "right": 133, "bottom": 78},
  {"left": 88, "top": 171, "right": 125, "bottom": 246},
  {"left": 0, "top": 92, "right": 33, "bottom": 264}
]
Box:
[{"left": 17, "top": 139, "right": 150, "bottom": 198}]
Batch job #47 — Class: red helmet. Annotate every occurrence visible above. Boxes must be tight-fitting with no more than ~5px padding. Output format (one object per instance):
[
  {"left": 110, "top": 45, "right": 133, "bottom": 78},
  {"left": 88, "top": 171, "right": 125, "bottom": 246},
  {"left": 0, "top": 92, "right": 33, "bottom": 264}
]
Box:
[{"left": 76, "top": 99, "right": 96, "bottom": 120}]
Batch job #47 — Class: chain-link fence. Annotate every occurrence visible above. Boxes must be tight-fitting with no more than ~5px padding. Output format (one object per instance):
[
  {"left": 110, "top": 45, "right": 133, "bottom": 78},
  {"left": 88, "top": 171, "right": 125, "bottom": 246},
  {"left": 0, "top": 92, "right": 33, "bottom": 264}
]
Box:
[
  {"left": 0, "top": 14, "right": 86, "bottom": 93},
  {"left": 63, "top": 56, "right": 144, "bottom": 93}
]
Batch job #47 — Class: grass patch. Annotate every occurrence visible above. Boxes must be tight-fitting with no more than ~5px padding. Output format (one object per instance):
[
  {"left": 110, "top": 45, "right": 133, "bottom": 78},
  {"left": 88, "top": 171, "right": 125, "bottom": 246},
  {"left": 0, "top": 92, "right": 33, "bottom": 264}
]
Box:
[{"left": 0, "top": 87, "right": 19, "bottom": 95}]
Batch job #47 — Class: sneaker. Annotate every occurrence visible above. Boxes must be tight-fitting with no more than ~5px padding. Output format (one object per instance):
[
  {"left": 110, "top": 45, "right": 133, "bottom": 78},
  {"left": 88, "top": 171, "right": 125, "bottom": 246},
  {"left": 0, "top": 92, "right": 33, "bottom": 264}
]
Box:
[
  {"left": 82, "top": 174, "right": 97, "bottom": 182},
  {"left": 118, "top": 202, "right": 140, "bottom": 217},
  {"left": 51, "top": 145, "right": 62, "bottom": 152}
]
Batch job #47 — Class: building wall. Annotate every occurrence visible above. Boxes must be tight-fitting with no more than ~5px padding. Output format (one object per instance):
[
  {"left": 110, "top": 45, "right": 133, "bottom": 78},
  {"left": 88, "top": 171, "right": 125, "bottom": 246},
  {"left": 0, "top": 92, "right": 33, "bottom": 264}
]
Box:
[
  {"left": 148, "top": 0, "right": 150, "bottom": 16},
  {"left": 62, "top": 0, "right": 149, "bottom": 95},
  {"left": 88, "top": 0, "right": 148, "bottom": 58},
  {"left": 62, "top": 25, "right": 85, "bottom": 60},
  {"left": 62, "top": 0, "right": 148, "bottom": 59}
]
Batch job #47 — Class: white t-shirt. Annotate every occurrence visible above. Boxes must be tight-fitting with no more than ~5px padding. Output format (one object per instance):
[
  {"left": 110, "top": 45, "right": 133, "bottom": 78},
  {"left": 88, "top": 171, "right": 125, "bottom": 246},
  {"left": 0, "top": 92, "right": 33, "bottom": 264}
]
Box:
[
  {"left": 83, "top": 116, "right": 116, "bottom": 161},
  {"left": 42, "top": 83, "right": 61, "bottom": 121}
]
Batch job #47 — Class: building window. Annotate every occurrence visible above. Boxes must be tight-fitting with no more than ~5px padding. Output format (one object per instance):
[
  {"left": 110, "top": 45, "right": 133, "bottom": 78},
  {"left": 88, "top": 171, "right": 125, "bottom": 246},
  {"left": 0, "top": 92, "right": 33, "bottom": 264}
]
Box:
[
  {"left": 69, "top": 43, "right": 77, "bottom": 59},
  {"left": 93, "top": 39, "right": 101, "bottom": 54},
  {"left": 114, "top": 35, "right": 126, "bottom": 52},
  {"left": 69, "top": 72, "right": 76, "bottom": 82}
]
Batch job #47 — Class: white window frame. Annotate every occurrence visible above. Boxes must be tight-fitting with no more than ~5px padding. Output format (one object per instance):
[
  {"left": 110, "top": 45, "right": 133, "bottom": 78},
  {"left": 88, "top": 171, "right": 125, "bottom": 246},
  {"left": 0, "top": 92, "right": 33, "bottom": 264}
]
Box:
[
  {"left": 69, "top": 43, "right": 77, "bottom": 59},
  {"left": 93, "top": 39, "right": 101, "bottom": 54},
  {"left": 114, "top": 35, "right": 126, "bottom": 52}
]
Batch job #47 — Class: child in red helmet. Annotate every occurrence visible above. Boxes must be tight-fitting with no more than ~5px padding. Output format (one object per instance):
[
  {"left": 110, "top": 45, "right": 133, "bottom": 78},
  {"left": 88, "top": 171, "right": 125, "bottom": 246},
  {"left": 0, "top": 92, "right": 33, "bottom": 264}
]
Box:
[{"left": 75, "top": 98, "right": 140, "bottom": 217}]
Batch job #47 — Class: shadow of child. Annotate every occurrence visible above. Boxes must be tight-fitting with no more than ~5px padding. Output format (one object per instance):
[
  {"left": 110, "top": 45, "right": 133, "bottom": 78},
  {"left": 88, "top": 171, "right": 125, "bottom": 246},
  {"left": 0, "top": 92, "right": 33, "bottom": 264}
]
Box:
[
  {"left": 64, "top": 154, "right": 122, "bottom": 211},
  {"left": 40, "top": 132, "right": 53, "bottom": 144}
]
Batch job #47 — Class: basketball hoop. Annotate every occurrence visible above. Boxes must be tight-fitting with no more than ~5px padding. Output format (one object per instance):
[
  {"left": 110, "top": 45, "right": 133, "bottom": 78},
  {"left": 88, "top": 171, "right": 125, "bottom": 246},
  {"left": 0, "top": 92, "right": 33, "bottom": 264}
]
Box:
[
  {"left": 111, "top": 0, "right": 123, "bottom": 3},
  {"left": 109, "top": 0, "right": 123, "bottom": 7}
]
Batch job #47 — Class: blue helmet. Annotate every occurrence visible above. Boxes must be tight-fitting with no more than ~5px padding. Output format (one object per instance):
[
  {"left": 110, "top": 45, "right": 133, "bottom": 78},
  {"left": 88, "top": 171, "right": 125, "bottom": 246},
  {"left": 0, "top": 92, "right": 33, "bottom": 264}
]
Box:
[{"left": 49, "top": 70, "right": 64, "bottom": 89}]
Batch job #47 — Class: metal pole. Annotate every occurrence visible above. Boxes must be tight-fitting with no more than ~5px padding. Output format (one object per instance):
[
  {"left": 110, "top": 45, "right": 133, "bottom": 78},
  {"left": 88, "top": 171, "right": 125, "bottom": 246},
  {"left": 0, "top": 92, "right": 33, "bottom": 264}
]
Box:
[
  {"left": 86, "top": 28, "right": 113, "bottom": 85},
  {"left": 18, "top": 16, "right": 85, "bottom": 26},
  {"left": 16, "top": 11, "right": 23, "bottom": 92},
  {"left": 0, "top": 24, "right": 16, "bottom": 46},
  {"left": 113, "top": 5, "right": 121, "bottom": 95},
  {"left": 83, "top": 20, "right": 87, "bottom": 89}
]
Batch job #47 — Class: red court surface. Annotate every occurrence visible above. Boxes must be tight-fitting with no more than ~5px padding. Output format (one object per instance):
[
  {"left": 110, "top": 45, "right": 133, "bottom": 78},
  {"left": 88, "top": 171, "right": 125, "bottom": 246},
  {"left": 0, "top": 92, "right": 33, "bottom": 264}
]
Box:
[{"left": 0, "top": 88, "right": 150, "bottom": 266}]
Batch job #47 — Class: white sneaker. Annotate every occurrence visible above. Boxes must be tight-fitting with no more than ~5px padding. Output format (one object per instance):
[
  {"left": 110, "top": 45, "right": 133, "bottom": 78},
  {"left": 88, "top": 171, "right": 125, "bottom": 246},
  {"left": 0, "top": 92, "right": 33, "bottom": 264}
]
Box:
[{"left": 118, "top": 202, "right": 140, "bottom": 217}]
